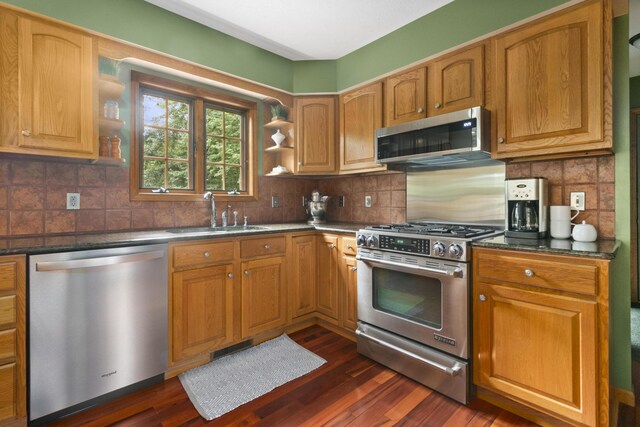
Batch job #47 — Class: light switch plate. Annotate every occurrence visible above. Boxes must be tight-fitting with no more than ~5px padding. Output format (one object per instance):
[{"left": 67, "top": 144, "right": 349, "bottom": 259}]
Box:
[
  {"left": 67, "top": 193, "right": 80, "bottom": 210},
  {"left": 570, "top": 192, "right": 585, "bottom": 211},
  {"left": 365, "top": 195, "right": 372, "bottom": 208},
  {"left": 271, "top": 195, "right": 280, "bottom": 208},
  {"left": 338, "top": 195, "right": 345, "bottom": 207}
]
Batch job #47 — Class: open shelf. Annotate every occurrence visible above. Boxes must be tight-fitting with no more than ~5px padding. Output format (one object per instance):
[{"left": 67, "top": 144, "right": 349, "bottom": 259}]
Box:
[
  {"left": 265, "top": 144, "right": 294, "bottom": 153},
  {"left": 264, "top": 118, "right": 292, "bottom": 129},
  {"left": 98, "top": 74, "right": 125, "bottom": 101}
]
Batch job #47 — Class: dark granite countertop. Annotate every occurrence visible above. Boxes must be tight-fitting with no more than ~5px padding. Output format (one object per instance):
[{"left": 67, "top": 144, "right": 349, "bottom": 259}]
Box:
[
  {"left": 472, "top": 235, "right": 620, "bottom": 260},
  {"left": 0, "top": 222, "right": 366, "bottom": 256}
]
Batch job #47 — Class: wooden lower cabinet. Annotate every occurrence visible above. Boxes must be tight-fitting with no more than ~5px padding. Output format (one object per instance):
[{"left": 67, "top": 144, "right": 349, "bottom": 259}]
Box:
[
  {"left": 339, "top": 255, "right": 358, "bottom": 332},
  {"left": 241, "top": 256, "right": 287, "bottom": 338},
  {"left": 316, "top": 234, "right": 340, "bottom": 321},
  {"left": 0, "top": 255, "right": 26, "bottom": 424},
  {"left": 289, "top": 235, "right": 317, "bottom": 319},
  {"left": 171, "top": 264, "right": 234, "bottom": 362},
  {"left": 473, "top": 247, "right": 609, "bottom": 426}
]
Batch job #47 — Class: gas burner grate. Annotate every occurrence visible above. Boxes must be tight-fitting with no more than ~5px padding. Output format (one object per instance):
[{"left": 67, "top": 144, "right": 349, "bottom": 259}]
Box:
[{"left": 366, "top": 222, "right": 499, "bottom": 238}]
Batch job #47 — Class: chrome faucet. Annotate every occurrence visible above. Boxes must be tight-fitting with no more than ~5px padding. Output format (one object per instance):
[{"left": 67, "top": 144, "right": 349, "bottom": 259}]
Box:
[
  {"left": 203, "top": 192, "right": 217, "bottom": 228},
  {"left": 221, "top": 205, "right": 232, "bottom": 227}
]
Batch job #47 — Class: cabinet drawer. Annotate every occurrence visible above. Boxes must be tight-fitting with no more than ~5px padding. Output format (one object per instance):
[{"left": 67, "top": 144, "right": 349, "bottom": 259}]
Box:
[
  {"left": 0, "top": 297, "right": 16, "bottom": 327},
  {"left": 0, "top": 263, "right": 17, "bottom": 292},
  {"left": 0, "top": 330, "right": 16, "bottom": 360},
  {"left": 173, "top": 241, "right": 234, "bottom": 269},
  {"left": 341, "top": 237, "right": 357, "bottom": 256},
  {"left": 0, "top": 362, "right": 16, "bottom": 421},
  {"left": 240, "top": 236, "right": 286, "bottom": 258},
  {"left": 476, "top": 251, "right": 598, "bottom": 296}
]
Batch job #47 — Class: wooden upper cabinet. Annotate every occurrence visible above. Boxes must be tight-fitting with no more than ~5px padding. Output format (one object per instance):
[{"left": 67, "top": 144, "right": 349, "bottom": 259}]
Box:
[
  {"left": 339, "top": 82, "right": 385, "bottom": 173},
  {"left": 427, "top": 45, "right": 484, "bottom": 116},
  {"left": 12, "top": 17, "right": 97, "bottom": 159},
  {"left": 295, "top": 96, "right": 337, "bottom": 174},
  {"left": 384, "top": 67, "right": 426, "bottom": 126},
  {"left": 493, "top": 1, "right": 609, "bottom": 158}
]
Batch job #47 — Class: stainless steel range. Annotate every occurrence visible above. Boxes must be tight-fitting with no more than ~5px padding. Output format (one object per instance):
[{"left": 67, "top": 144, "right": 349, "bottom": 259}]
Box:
[{"left": 355, "top": 222, "right": 502, "bottom": 404}]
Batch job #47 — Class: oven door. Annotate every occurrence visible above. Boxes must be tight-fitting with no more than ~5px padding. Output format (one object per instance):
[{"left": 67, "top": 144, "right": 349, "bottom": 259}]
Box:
[{"left": 357, "top": 255, "right": 469, "bottom": 359}]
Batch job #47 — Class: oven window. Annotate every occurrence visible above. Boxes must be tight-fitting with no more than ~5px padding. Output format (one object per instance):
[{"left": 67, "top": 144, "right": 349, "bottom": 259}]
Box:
[{"left": 372, "top": 268, "right": 442, "bottom": 329}]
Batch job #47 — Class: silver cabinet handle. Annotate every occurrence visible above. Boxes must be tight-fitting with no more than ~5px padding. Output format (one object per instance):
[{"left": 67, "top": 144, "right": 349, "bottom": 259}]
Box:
[
  {"left": 347, "top": 245, "right": 353, "bottom": 250},
  {"left": 498, "top": 137, "right": 505, "bottom": 144},
  {"left": 203, "top": 251, "right": 210, "bottom": 258},
  {"left": 244, "top": 270, "right": 250, "bottom": 276},
  {"left": 21, "top": 129, "right": 31, "bottom": 137},
  {"left": 264, "top": 244, "right": 270, "bottom": 250},
  {"left": 524, "top": 269, "right": 534, "bottom": 277},
  {"left": 228, "top": 273, "right": 234, "bottom": 279},
  {"left": 35, "top": 250, "right": 165, "bottom": 271},
  {"left": 359, "top": 256, "right": 462, "bottom": 278},
  {"left": 351, "top": 266, "right": 357, "bottom": 272},
  {"left": 355, "top": 329, "right": 463, "bottom": 377},
  {"left": 417, "top": 107, "right": 424, "bottom": 113},
  {"left": 328, "top": 243, "right": 336, "bottom": 249},
  {"left": 434, "top": 102, "right": 442, "bottom": 109},
  {"left": 479, "top": 294, "right": 487, "bottom": 302}
]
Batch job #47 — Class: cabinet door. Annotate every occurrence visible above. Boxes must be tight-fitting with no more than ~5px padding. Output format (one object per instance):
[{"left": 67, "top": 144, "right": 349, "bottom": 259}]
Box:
[
  {"left": 289, "top": 235, "right": 317, "bottom": 319},
  {"left": 384, "top": 67, "right": 426, "bottom": 126},
  {"left": 295, "top": 96, "right": 336, "bottom": 174},
  {"left": 339, "top": 82, "right": 385, "bottom": 173},
  {"left": 172, "top": 264, "right": 234, "bottom": 362},
  {"left": 428, "top": 45, "right": 484, "bottom": 116},
  {"left": 493, "top": 1, "right": 608, "bottom": 158},
  {"left": 0, "top": 363, "right": 16, "bottom": 421},
  {"left": 474, "top": 282, "right": 597, "bottom": 426},
  {"left": 316, "top": 235, "right": 339, "bottom": 320},
  {"left": 241, "top": 256, "right": 287, "bottom": 338},
  {"left": 340, "top": 256, "right": 358, "bottom": 332}
]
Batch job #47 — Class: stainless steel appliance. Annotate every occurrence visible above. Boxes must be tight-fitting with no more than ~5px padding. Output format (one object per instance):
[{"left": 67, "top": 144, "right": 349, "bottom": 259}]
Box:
[
  {"left": 375, "top": 106, "right": 489, "bottom": 169},
  {"left": 505, "top": 178, "right": 548, "bottom": 239},
  {"left": 28, "top": 244, "right": 169, "bottom": 424},
  {"left": 356, "top": 223, "right": 502, "bottom": 404}
]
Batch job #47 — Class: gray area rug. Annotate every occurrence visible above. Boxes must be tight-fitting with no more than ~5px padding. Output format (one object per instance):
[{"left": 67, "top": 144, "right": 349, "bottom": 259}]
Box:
[
  {"left": 632, "top": 305, "right": 640, "bottom": 362},
  {"left": 179, "top": 334, "right": 326, "bottom": 420}
]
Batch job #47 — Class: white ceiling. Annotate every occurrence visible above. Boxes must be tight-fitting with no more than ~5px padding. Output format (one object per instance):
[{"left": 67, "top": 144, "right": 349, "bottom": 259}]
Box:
[{"left": 144, "top": 0, "right": 454, "bottom": 60}]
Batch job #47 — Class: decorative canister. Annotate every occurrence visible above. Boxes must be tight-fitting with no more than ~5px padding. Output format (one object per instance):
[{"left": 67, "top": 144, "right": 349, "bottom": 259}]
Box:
[{"left": 271, "top": 129, "right": 286, "bottom": 146}]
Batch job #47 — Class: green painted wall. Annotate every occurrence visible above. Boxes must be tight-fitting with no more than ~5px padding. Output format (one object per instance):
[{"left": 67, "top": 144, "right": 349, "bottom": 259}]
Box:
[
  {"left": 613, "top": 14, "right": 632, "bottom": 392},
  {"left": 335, "top": 0, "right": 569, "bottom": 91},
  {"left": 1, "top": 0, "right": 295, "bottom": 91},
  {"left": 632, "top": 75, "right": 640, "bottom": 109},
  {"left": 292, "top": 61, "right": 337, "bottom": 94}
]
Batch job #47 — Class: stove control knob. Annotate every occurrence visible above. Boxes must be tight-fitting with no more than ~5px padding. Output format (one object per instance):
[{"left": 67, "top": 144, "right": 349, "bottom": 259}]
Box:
[
  {"left": 433, "top": 242, "right": 446, "bottom": 257},
  {"left": 366, "top": 235, "right": 379, "bottom": 248},
  {"left": 356, "top": 234, "right": 367, "bottom": 247},
  {"left": 448, "top": 244, "right": 463, "bottom": 259}
]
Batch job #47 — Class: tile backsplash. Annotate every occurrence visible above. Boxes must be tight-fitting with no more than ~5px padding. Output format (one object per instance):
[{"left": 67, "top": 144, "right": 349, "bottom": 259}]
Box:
[{"left": 0, "top": 155, "right": 614, "bottom": 239}]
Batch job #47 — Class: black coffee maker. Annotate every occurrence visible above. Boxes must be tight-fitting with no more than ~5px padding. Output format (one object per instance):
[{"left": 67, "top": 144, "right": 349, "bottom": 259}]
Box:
[{"left": 505, "top": 178, "right": 548, "bottom": 239}]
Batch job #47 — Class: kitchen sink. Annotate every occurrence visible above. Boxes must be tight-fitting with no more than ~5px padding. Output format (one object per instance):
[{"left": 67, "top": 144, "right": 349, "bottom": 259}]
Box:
[{"left": 166, "top": 225, "right": 270, "bottom": 234}]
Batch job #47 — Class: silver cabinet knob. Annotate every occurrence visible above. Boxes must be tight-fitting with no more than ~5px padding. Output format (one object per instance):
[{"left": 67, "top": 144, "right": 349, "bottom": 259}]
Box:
[
  {"left": 434, "top": 102, "right": 442, "bottom": 109},
  {"left": 244, "top": 270, "right": 250, "bottom": 276},
  {"left": 203, "top": 251, "right": 210, "bottom": 258},
  {"left": 524, "top": 269, "right": 534, "bottom": 277},
  {"left": 329, "top": 243, "right": 336, "bottom": 249},
  {"left": 498, "top": 137, "right": 505, "bottom": 144},
  {"left": 479, "top": 294, "right": 487, "bottom": 302},
  {"left": 264, "top": 244, "right": 270, "bottom": 250},
  {"left": 227, "top": 273, "right": 234, "bottom": 279},
  {"left": 417, "top": 107, "right": 424, "bottom": 113},
  {"left": 298, "top": 161, "right": 303, "bottom": 166},
  {"left": 21, "top": 129, "right": 31, "bottom": 137},
  {"left": 351, "top": 266, "right": 357, "bottom": 272}
]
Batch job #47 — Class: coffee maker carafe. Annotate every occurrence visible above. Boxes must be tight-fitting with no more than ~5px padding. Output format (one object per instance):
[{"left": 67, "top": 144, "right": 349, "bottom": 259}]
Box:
[{"left": 505, "top": 178, "right": 548, "bottom": 239}]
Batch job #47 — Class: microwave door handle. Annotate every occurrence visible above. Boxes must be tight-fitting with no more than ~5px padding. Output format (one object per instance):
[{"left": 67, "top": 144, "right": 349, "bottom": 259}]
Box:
[
  {"left": 357, "top": 256, "right": 463, "bottom": 278},
  {"left": 355, "top": 329, "right": 463, "bottom": 377}
]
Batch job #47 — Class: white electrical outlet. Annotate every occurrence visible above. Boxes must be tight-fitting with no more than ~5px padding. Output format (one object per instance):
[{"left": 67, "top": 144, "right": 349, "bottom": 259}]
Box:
[
  {"left": 66, "top": 193, "right": 80, "bottom": 210},
  {"left": 570, "top": 191, "right": 585, "bottom": 211},
  {"left": 364, "top": 195, "right": 372, "bottom": 208}
]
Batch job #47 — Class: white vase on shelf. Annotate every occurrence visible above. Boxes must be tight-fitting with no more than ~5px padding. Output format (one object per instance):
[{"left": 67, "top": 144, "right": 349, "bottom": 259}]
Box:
[{"left": 271, "top": 129, "right": 286, "bottom": 146}]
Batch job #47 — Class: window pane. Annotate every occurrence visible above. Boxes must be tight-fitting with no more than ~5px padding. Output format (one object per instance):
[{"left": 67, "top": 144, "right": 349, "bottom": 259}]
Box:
[
  {"left": 143, "top": 127, "right": 166, "bottom": 157},
  {"left": 143, "top": 160, "right": 165, "bottom": 188},
  {"left": 225, "top": 166, "right": 240, "bottom": 190},
  {"left": 206, "top": 136, "right": 223, "bottom": 163},
  {"left": 168, "top": 130, "right": 189, "bottom": 159},
  {"left": 206, "top": 109, "right": 223, "bottom": 136},
  {"left": 206, "top": 164, "right": 223, "bottom": 190},
  {"left": 224, "top": 112, "right": 241, "bottom": 138},
  {"left": 168, "top": 161, "right": 190, "bottom": 189},
  {"left": 143, "top": 95, "right": 166, "bottom": 126},
  {"left": 168, "top": 100, "right": 190, "bottom": 130},
  {"left": 225, "top": 139, "right": 241, "bottom": 164}
]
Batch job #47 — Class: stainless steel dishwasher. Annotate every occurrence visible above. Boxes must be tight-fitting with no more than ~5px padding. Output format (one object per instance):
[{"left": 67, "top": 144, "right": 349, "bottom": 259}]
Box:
[{"left": 28, "top": 244, "right": 168, "bottom": 423}]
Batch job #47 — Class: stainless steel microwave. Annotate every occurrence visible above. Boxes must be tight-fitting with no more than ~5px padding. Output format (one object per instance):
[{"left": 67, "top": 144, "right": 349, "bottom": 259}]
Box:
[{"left": 375, "top": 106, "right": 490, "bottom": 169}]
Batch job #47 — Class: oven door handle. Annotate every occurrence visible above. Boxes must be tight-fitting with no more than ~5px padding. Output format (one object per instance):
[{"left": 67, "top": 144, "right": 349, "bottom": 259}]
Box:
[
  {"left": 355, "top": 329, "right": 463, "bottom": 377},
  {"left": 357, "top": 256, "right": 463, "bottom": 278}
]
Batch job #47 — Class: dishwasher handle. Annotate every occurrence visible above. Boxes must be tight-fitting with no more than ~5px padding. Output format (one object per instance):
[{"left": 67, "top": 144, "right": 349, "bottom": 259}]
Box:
[{"left": 35, "top": 250, "right": 165, "bottom": 272}]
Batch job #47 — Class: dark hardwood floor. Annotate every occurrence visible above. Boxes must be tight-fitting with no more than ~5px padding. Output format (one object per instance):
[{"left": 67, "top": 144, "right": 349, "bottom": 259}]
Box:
[{"left": 49, "top": 326, "right": 537, "bottom": 426}]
